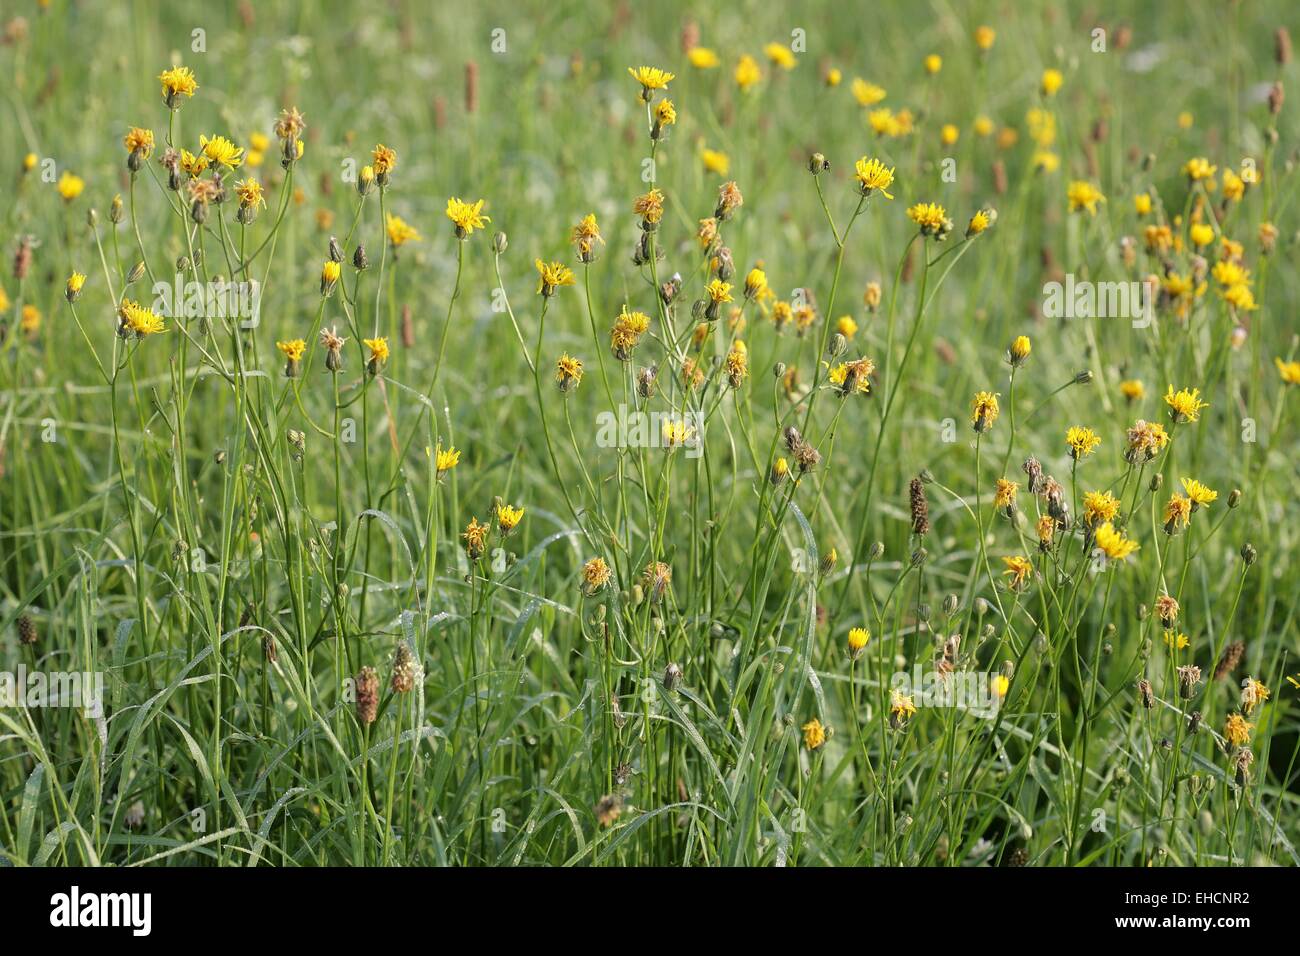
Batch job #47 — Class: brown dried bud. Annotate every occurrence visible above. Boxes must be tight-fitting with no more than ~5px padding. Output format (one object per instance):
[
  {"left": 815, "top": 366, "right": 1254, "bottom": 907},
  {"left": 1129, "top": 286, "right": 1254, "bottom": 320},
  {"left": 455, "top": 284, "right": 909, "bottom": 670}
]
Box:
[{"left": 355, "top": 666, "right": 380, "bottom": 726}]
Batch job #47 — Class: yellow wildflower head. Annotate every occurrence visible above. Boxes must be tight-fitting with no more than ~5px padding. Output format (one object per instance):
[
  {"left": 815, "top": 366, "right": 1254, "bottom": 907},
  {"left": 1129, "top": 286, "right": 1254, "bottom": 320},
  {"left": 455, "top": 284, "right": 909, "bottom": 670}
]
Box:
[
  {"left": 1164, "top": 384, "right": 1209, "bottom": 423},
  {"left": 1067, "top": 180, "right": 1105, "bottom": 214},
  {"left": 159, "top": 65, "right": 198, "bottom": 107},
  {"left": 535, "top": 259, "right": 575, "bottom": 297},
  {"left": 853, "top": 157, "right": 895, "bottom": 199},
  {"left": 1066, "top": 426, "right": 1101, "bottom": 460},
  {"left": 446, "top": 197, "right": 489, "bottom": 238}
]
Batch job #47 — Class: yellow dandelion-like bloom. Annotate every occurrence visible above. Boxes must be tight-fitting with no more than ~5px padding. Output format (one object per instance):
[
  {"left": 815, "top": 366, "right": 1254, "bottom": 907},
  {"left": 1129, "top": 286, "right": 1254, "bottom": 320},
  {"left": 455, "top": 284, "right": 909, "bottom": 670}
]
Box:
[
  {"left": 1223, "top": 283, "right": 1257, "bottom": 311},
  {"left": 974, "top": 25, "right": 996, "bottom": 50},
  {"left": 1275, "top": 357, "right": 1300, "bottom": 385},
  {"left": 1222, "top": 168, "right": 1245, "bottom": 202},
  {"left": 1009, "top": 335, "right": 1031, "bottom": 366},
  {"left": 179, "top": 149, "right": 209, "bottom": 177},
  {"left": 941, "top": 123, "right": 959, "bottom": 146},
  {"left": 764, "top": 42, "right": 796, "bottom": 70},
  {"left": 966, "top": 209, "right": 992, "bottom": 237},
  {"left": 1190, "top": 222, "right": 1214, "bottom": 248},
  {"left": 535, "top": 259, "right": 575, "bottom": 297},
  {"left": 734, "top": 54, "right": 762, "bottom": 91},
  {"left": 889, "top": 689, "right": 918, "bottom": 728},
  {"left": 973, "top": 115, "right": 995, "bottom": 137},
  {"left": 199, "top": 134, "right": 244, "bottom": 170},
  {"left": 853, "top": 156, "right": 895, "bottom": 199},
  {"left": 57, "top": 171, "right": 85, "bottom": 201},
  {"left": 628, "top": 65, "right": 675, "bottom": 98},
  {"left": 463, "top": 517, "right": 490, "bottom": 559},
  {"left": 824, "top": 67, "right": 842, "bottom": 87},
  {"left": 1066, "top": 426, "right": 1101, "bottom": 459},
  {"left": 119, "top": 299, "right": 166, "bottom": 337},
  {"left": 371, "top": 143, "right": 397, "bottom": 177},
  {"left": 571, "top": 213, "right": 604, "bottom": 260},
  {"left": 1036, "top": 515, "right": 1055, "bottom": 548},
  {"left": 970, "top": 390, "right": 1000, "bottom": 433},
  {"left": 705, "top": 278, "right": 733, "bottom": 304},
  {"left": 123, "top": 127, "right": 154, "bottom": 158},
  {"left": 1182, "top": 157, "right": 1217, "bottom": 182},
  {"left": 65, "top": 271, "right": 86, "bottom": 301},
  {"left": 632, "top": 188, "right": 665, "bottom": 224},
  {"left": 1180, "top": 477, "right": 1217, "bottom": 509},
  {"left": 234, "top": 179, "right": 266, "bottom": 209},
  {"left": 654, "top": 98, "right": 677, "bottom": 127},
  {"left": 581, "top": 556, "right": 613, "bottom": 594},
  {"left": 496, "top": 502, "right": 525, "bottom": 535},
  {"left": 1120, "top": 379, "right": 1145, "bottom": 401},
  {"left": 743, "top": 267, "right": 768, "bottom": 300},
  {"left": 1224, "top": 712, "right": 1253, "bottom": 747},
  {"left": 1134, "top": 193, "right": 1152, "bottom": 216},
  {"left": 1002, "top": 555, "right": 1033, "bottom": 590},
  {"left": 1241, "top": 677, "right": 1270, "bottom": 715},
  {"left": 555, "top": 352, "right": 584, "bottom": 391},
  {"left": 687, "top": 47, "right": 720, "bottom": 69},
  {"left": 1083, "top": 490, "right": 1121, "bottom": 527},
  {"left": 923, "top": 53, "right": 942, "bottom": 75},
  {"left": 907, "top": 202, "right": 949, "bottom": 236},
  {"left": 993, "top": 478, "right": 1018, "bottom": 515},
  {"left": 383, "top": 213, "right": 421, "bottom": 249},
  {"left": 847, "top": 626, "right": 870, "bottom": 653},
  {"left": 434, "top": 444, "right": 460, "bottom": 478},
  {"left": 836, "top": 315, "right": 857, "bottom": 338},
  {"left": 991, "top": 674, "right": 1010, "bottom": 698},
  {"left": 702, "top": 148, "right": 730, "bottom": 176},
  {"left": 446, "top": 197, "right": 490, "bottom": 238},
  {"left": 363, "top": 337, "right": 389, "bottom": 364},
  {"left": 1040, "top": 68, "right": 1063, "bottom": 96},
  {"left": 20, "top": 304, "right": 41, "bottom": 334},
  {"left": 1164, "top": 385, "right": 1209, "bottom": 423},
  {"left": 850, "top": 78, "right": 886, "bottom": 106},
  {"left": 1164, "top": 631, "right": 1190, "bottom": 650},
  {"left": 1094, "top": 522, "right": 1139, "bottom": 562},
  {"left": 1067, "top": 180, "right": 1105, "bottom": 214},
  {"left": 801, "top": 718, "right": 826, "bottom": 750},
  {"left": 1032, "top": 150, "right": 1061, "bottom": 173},
  {"left": 159, "top": 65, "right": 198, "bottom": 105},
  {"left": 276, "top": 339, "right": 306, "bottom": 365}
]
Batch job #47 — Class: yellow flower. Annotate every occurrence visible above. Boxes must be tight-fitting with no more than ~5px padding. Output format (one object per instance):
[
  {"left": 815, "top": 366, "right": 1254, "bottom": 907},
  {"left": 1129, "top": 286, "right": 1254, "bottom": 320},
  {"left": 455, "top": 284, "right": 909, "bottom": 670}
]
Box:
[
  {"left": 118, "top": 299, "right": 166, "bottom": 337},
  {"left": 1223, "top": 283, "right": 1257, "bottom": 311},
  {"left": 1164, "top": 631, "right": 1190, "bottom": 650},
  {"left": 743, "top": 267, "right": 768, "bottom": 300},
  {"left": 853, "top": 156, "right": 895, "bottom": 198},
  {"left": 1067, "top": 180, "right": 1105, "bottom": 214},
  {"left": 923, "top": 53, "right": 942, "bottom": 74},
  {"left": 1032, "top": 150, "right": 1061, "bottom": 173},
  {"left": 446, "top": 197, "right": 490, "bottom": 238},
  {"left": 632, "top": 188, "right": 665, "bottom": 224},
  {"left": 123, "top": 127, "right": 154, "bottom": 158},
  {"left": 966, "top": 209, "right": 992, "bottom": 237},
  {"left": 764, "top": 42, "right": 796, "bottom": 70},
  {"left": 276, "top": 338, "right": 306, "bottom": 363},
  {"left": 496, "top": 502, "right": 525, "bottom": 535},
  {"left": 975, "top": 25, "right": 996, "bottom": 50},
  {"left": 907, "top": 201, "right": 949, "bottom": 236},
  {"left": 555, "top": 352, "right": 584, "bottom": 392},
  {"left": 159, "top": 65, "right": 198, "bottom": 105},
  {"left": 20, "top": 304, "right": 41, "bottom": 333},
  {"left": 702, "top": 148, "right": 730, "bottom": 176},
  {"left": 1002, "top": 555, "right": 1033, "bottom": 590},
  {"left": 434, "top": 444, "right": 460, "bottom": 478},
  {"left": 1125, "top": 419, "right": 1170, "bottom": 462},
  {"left": 1120, "top": 379, "right": 1146, "bottom": 401},
  {"left": 1177, "top": 111, "right": 1194, "bottom": 130},
  {"left": 1008, "top": 335, "right": 1031, "bottom": 366},
  {"left": 1241, "top": 678, "right": 1270, "bottom": 715},
  {"left": 581, "top": 556, "right": 613, "bottom": 594},
  {"left": 1224, "top": 712, "right": 1253, "bottom": 747},
  {"left": 801, "top": 718, "right": 826, "bottom": 750},
  {"left": 824, "top": 67, "right": 842, "bottom": 87},
  {"left": 970, "top": 391, "right": 1000, "bottom": 433},
  {"left": 662, "top": 419, "right": 695, "bottom": 449},
  {"left": 991, "top": 674, "right": 1010, "bottom": 698},
  {"left": 1180, "top": 477, "right": 1217, "bottom": 509},
  {"left": 1066, "top": 426, "right": 1101, "bottom": 460},
  {"left": 889, "top": 689, "right": 917, "bottom": 728},
  {"left": 1026, "top": 107, "right": 1056, "bottom": 146},
  {"left": 321, "top": 260, "right": 342, "bottom": 295},
  {"left": 1094, "top": 522, "right": 1139, "bottom": 562},
  {"left": 1275, "top": 357, "right": 1300, "bottom": 385},
  {"left": 1222, "top": 168, "right": 1245, "bottom": 201},
  {"left": 973, "top": 115, "right": 994, "bottom": 137},
  {"left": 180, "top": 149, "right": 209, "bottom": 177},
  {"left": 1182, "top": 157, "right": 1217, "bottom": 182},
  {"left": 836, "top": 315, "right": 857, "bottom": 338},
  {"left": 1040, "top": 68, "right": 1063, "bottom": 96},
  {"left": 234, "top": 179, "right": 266, "bottom": 209},
  {"left": 1189, "top": 222, "right": 1214, "bottom": 247},
  {"left": 535, "top": 259, "right": 575, "bottom": 297},
  {"left": 687, "top": 47, "right": 720, "bottom": 69},
  {"left": 572, "top": 213, "right": 604, "bottom": 261},
  {"left": 940, "top": 123, "right": 959, "bottom": 146},
  {"left": 1036, "top": 515, "right": 1055, "bottom": 548},
  {"left": 1134, "top": 193, "right": 1152, "bottom": 216},
  {"left": 628, "top": 65, "right": 674, "bottom": 98},
  {"left": 705, "top": 278, "right": 733, "bottom": 304},
  {"left": 249, "top": 132, "right": 270, "bottom": 153},
  {"left": 1164, "top": 385, "right": 1209, "bottom": 423},
  {"left": 384, "top": 213, "right": 421, "bottom": 248},
  {"left": 463, "top": 517, "right": 490, "bottom": 559},
  {"left": 363, "top": 337, "right": 389, "bottom": 372},
  {"left": 65, "top": 271, "right": 86, "bottom": 301},
  {"left": 654, "top": 98, "right": 677, "bottom": 128},
  {"left": 850, "top": 78, "right": 886, "bottom": 106},
  {"left": 734, "top": 54, "right": 762, "bottom": 91},
  {"left": 994, "top": 477, "right": 1019, "bottom": 510},
  {"left": 371, "top": 143, "right": 397, "bottom": 177},
  {"left": 1083, "top": 490, "right": 1121, "bottom": 527},
  {"left": 57, "top": 171, "right": 84, "bottom": 201},
  {"left": 199, "top": 134, "right": 244, "bottom": 170},
  {"left": 847, "top": 626, "right": 870, "bottom": 653}
]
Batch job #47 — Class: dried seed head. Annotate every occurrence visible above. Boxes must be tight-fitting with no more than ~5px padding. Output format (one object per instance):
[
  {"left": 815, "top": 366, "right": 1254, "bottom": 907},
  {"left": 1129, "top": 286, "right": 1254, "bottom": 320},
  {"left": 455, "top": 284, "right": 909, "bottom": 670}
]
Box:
[
  {"left": 1213, "top": 641, "right": 1245, "bottom": 681},
  {"left": 17, "top": 613, "right": 37, "bottom": 646},
  {"left": 1137, "top": 678, "right": 1155, "bottom": 709},
  {"left": 391, "top": 641, "right": 420, "bottom": 693},
  {"left": 355, "top": 666, "right": 380, "bottom": 726},
  {"left": 909, "top": 476, "right": 930, "bottom": 536}
]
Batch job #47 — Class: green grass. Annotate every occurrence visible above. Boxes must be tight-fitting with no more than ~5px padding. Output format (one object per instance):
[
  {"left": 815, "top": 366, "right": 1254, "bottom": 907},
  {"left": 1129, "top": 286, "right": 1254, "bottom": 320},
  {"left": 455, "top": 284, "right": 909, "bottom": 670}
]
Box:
[{"left": 0, "top": 0, "right": 1297, "bottom": 866}]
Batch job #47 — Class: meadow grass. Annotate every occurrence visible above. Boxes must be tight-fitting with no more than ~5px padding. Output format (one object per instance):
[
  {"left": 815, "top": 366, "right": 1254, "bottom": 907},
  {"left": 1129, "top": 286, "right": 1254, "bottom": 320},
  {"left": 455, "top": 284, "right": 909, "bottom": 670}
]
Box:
[{"left": 0, "top": 0, "right": 1298, "bottom": 867}]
